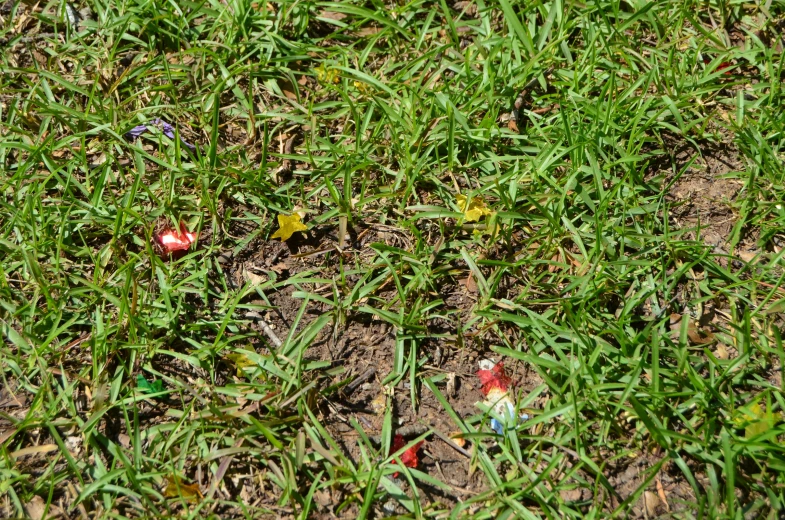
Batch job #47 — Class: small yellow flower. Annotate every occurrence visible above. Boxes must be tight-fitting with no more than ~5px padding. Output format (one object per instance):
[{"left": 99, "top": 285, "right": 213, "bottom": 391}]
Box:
[
  {"left": 271, "top": 213, "right": 307, "bottom": 241},
  {"left": 316, "top": 64, "right": 339, "bottom": 84},
  {"left": 354, "top": 80, "right": 371, "bottom": 96},
  {"left": 456, "top": 194, "right": 494, "bottom": 222}
]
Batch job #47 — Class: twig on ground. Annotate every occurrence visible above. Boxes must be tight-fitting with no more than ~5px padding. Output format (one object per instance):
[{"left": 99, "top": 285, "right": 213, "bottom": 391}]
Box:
[
  {"left": 244, "top": 311, "right": 283, "bottom": 348},
  {"left": 345, "top": 367, "right": 376, "bottom": 394}
]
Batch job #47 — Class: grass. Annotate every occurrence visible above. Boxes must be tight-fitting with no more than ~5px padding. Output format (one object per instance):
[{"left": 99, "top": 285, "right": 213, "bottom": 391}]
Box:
[{"left": 1, "top": 0, "right": 785, "bottom": 517}]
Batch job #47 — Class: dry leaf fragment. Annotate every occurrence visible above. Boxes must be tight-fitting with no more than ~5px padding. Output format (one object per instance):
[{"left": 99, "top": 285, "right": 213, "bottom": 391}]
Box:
[
  {"left": 164, "top": 476, "right": 203, "bottom": 501},
  {"left": 687, "top": 325, "right": 714, "bottom": 345},
  {"left": 450, "top": 431, "right": 466, "bottom": 448},
  {"left": 445, "top": 372, "right": 456, "bottom": 397},
  {"left": 643, "top": 490, "right": 662, "bottom": 516},
  {"left": 715, "top": 343, "right": 729, "bottom": 360},
  {"left": 318, "top": 10, "right": 347, "bottom": 21},
  {"left": 314, "top": 489, "right": 332, "bottom": 509},
  {"left": 559, "top": 487, "right": 586, "bottom": 503},
  {"left": 270, "top": 262, "right": 289, "bottom": 274},
  {"left": 656, "top": 476, "right": 670, "bottom": 511},
  {"left": 669, "top": 313, "right": 714, "bottom": 345},
  {"left": 462, "top": 272, "right": 478, "bottom": 293},
  {"left": 242, "top": 268, "right": 267, "bottom": 286},
  {"left": 271, "top": 214, "right": 307, "bottom": 241},
  {"left": 25, "top": 496, "right": 45, "bottom": 520},
  {"left": 11, "top": 444, "right": 58, "bottom": 459}
]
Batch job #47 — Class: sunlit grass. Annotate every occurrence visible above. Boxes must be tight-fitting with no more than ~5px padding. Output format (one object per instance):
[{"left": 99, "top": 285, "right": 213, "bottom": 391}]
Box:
[{"left": 2, "top": 0, "right": 785, "bottom": 517}]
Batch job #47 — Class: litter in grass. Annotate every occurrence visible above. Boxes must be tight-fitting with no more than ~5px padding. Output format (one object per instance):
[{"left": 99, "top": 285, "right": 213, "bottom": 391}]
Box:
[
  {"left": 477, "top": 359, "right": 529, "bottom": 435},
  {"left": 136, "top": 374, "right": 164, "bottom": 394},
  {"left": 450, "top": 431, "right": 466, "bottom": 448},
  {"left": 125, "top": 118, "right": 196, "bottom": 149},
  {"left": 391, "top": 434, "right": 423, "bottom": 477},
  {"left": 64, "top": 4, "right": 91, "bottom": 30},
  {"left": 64, "top": 4, "right": 82, "bottom": 29},
  {"left": 155, "top": 222, "right": 198, "bottom": 255}
]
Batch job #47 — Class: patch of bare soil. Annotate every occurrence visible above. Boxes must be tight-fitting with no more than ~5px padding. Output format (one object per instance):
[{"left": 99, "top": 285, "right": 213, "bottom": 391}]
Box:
[
  {"left": 664, "top": 136, "right": 746, "bottom": 252},
  {"left": 214, "top": 213, "right": 550, "bottom": 514},
  {"left": 607, "top": 455, "right": 698, "bottom": 518}
]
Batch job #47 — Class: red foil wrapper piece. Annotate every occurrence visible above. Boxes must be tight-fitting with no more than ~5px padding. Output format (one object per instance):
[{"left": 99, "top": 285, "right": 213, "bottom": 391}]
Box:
[
  {"left": 156, "top": 222, "right": 197, "bottom": 254},
  {"left": 477, "top": 361, "right": 512, "bottom": 396},
  {"left": 391, "top": 434, "right": 423, "bottom": 476}
]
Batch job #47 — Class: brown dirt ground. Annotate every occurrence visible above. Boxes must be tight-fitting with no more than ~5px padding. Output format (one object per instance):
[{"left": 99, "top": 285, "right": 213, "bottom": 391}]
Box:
[{"left": 663, "top": 134, "right": 748, "bottom": 253}]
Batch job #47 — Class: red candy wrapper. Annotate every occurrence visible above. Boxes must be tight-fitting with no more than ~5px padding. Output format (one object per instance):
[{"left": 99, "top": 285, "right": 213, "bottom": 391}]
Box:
[
  {"left": 391, "top": 434, "right": 423, "bottom": 477},
  {"left": 155, "top": 222, "right": 197, "bottom": 255},
  {"left": 702, "top": 57, "right": 732, "bottom": 75},
  {"left": 477, "top": 361, "right": 511, "bottom": 396},
  {"left": 477, "top": 359, "right": 523, "bottom": 435}
]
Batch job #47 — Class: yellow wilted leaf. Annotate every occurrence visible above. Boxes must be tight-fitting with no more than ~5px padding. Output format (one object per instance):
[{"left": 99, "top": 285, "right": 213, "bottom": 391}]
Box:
[
  {"left": 164, "top": 476, "right": 202, "bottom": 501},
  {"left": 456, "top": 194, "right": 494, "bottom": 222},
  {"left": 271, "top": 214, "right": 307, "bottom": 241},
  {"left": 226, "top": 352, "right": 256, "bottom": 377},
  {"left": 734, "top": 402, "right": 781, "bottom": 439}
]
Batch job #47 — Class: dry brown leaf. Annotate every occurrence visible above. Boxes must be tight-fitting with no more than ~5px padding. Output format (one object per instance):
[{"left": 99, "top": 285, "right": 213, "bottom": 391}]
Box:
[
  {"left": 118, "top": 433, "right": 131, "bottom": 449},
  {"left": 445, "top": 372, "right": 456, "bottom": 397},
  {"left": 687, "top": 324, "right": 714, "bottom": 345},
  {"left": 11, "top": 444, "right": 58, "bottom": 459},
  {"left": 25, "top": 496, "right": 45, "bottom": 520},
  {"left": 643, "top": 490, "right": 661, "bottom": 516},
  {"left": 0, "top": 428, "right": 16, "bottom": 444},
  {"left": 656, "top": 476, "right": 670, "bottom": 512},
  {"left": 270, "top": 262, "right": 288, "bottom": 274},
  {"left": 450, "top": 431, "right": 466, "bottom": 448},
  {"left": 669, "top": 313, "right": 714, "bottom": 345},
  {"left": 354, "top": 26, "right": 383, "bottom": 37},
  {"left": 715, "top": 343, "right": 729, "bottom": 360},
  {"left": 559, "top": 487, "right": 584, "bottom": 502},
  {"left": 318, "top": 10, "right": 347, "bottom": 21},
  {"left": 314, "top": 489, "right": 332, "bottom": 508},
  {"left": 242, "top": 268, "right": 266, "bottom": 286},
  {"left": 463, "top": 272, "right": 478, "bottom": 293},
  {"left": 277, "top": 78, "right": 298, "bottom": 100}
]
